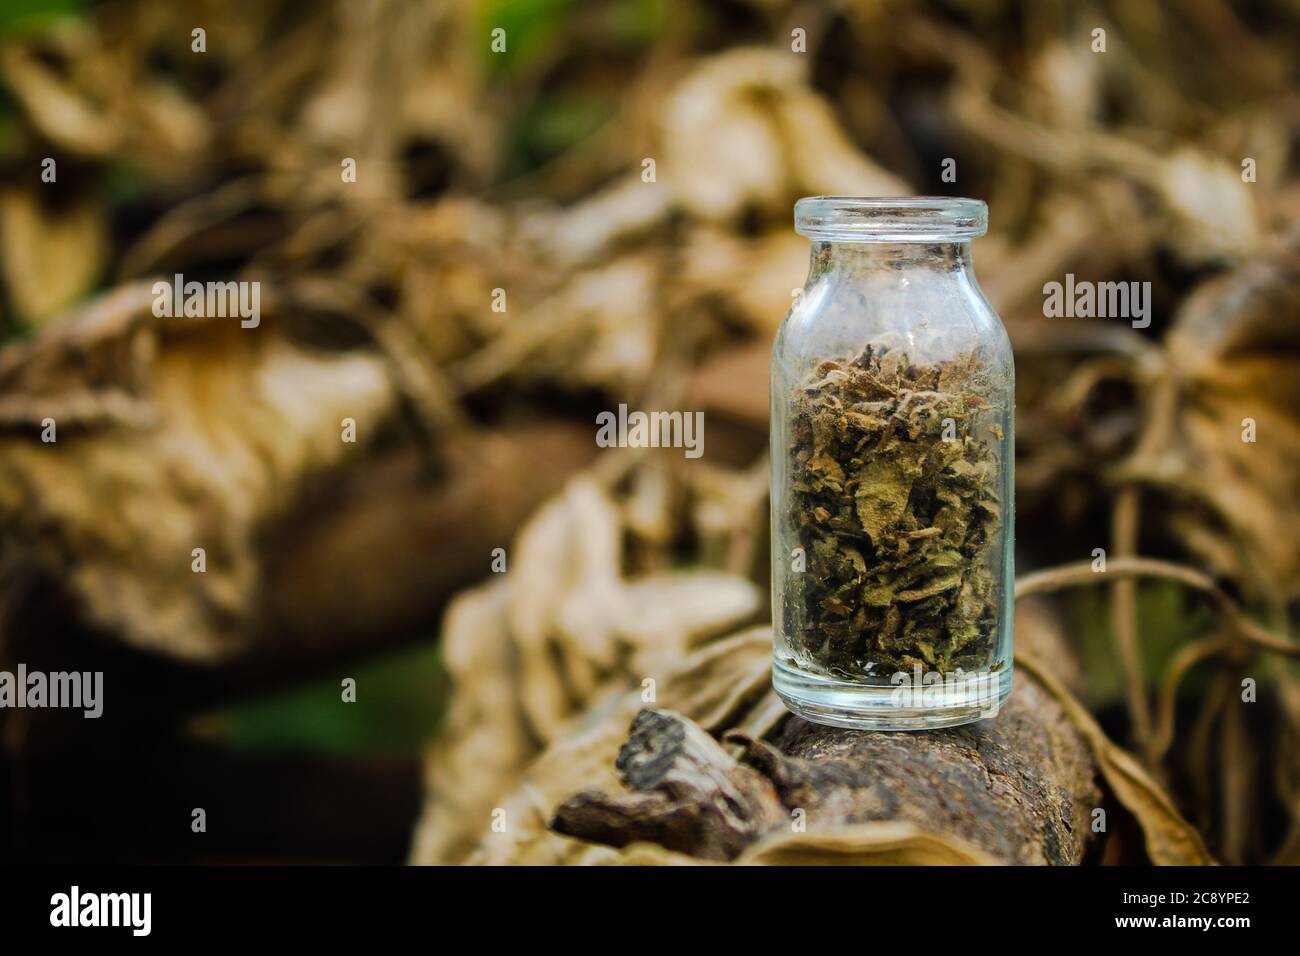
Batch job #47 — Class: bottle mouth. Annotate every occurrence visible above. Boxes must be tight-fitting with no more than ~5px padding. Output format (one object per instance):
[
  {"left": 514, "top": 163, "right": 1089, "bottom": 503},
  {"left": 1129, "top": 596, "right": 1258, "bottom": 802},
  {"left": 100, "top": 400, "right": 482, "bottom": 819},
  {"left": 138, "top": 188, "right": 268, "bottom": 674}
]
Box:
[{"left": 794, "top": 197, "right": 988, "bottom": 242}]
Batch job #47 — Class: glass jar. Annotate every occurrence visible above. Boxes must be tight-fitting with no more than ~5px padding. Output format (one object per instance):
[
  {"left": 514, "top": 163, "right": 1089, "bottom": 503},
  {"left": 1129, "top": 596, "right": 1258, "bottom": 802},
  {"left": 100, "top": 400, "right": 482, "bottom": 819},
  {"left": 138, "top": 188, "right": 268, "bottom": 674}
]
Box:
[{"left": 770, "top": 197, "right": 1014, "bottom": 730}]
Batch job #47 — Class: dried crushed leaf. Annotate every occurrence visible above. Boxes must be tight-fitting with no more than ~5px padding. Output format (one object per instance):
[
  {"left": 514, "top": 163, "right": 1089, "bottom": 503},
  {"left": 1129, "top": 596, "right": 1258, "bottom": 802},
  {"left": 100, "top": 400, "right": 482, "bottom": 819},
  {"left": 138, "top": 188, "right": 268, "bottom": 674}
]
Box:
[{"left": 784, "top": 345, "right": 1007, "bottom": 676}]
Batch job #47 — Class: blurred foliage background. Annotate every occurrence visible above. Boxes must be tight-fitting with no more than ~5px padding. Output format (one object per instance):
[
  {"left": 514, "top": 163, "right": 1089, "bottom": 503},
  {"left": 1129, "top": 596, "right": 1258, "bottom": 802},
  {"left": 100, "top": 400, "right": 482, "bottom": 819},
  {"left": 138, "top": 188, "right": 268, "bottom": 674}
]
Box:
[{"left": 0, "top": 0, "right": 1298, "bottom": 864}]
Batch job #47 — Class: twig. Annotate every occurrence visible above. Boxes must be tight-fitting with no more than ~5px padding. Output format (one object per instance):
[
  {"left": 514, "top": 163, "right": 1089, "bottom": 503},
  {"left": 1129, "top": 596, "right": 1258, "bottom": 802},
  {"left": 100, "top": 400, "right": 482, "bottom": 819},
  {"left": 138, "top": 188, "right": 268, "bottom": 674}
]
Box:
[
  {"left": 1152, "top": 634, "right": 1231, "bottom": 760},
  {"left": 1015, "top": 556, "right": 1300, "bottom": 657},
  {"left": 1109, "top": 371, "right": 1177, "bottom": 764}
]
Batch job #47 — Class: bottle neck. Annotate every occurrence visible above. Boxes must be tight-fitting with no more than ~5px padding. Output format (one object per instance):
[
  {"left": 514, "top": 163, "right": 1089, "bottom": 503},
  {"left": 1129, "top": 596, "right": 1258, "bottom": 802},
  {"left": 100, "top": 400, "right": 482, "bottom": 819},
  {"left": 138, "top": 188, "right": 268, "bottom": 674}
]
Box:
[{"left": 811, "top": 240, "right": 974, "bottom": 275}]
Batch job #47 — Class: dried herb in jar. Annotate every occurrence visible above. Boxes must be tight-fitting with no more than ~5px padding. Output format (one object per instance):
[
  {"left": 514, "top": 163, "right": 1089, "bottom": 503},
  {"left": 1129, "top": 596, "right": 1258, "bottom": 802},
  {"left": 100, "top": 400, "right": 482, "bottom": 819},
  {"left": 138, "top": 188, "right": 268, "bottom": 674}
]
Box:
[{"left": 785, "top": 343, "right": 1003, "bottom": 678}]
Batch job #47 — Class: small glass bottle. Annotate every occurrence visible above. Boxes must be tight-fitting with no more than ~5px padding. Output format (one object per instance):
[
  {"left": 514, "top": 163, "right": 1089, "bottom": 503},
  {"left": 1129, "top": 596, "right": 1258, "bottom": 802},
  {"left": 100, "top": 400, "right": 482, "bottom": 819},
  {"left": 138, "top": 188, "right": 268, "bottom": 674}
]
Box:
[{"left": 771, "top": 197, "right": 1014, "bottom": 730}]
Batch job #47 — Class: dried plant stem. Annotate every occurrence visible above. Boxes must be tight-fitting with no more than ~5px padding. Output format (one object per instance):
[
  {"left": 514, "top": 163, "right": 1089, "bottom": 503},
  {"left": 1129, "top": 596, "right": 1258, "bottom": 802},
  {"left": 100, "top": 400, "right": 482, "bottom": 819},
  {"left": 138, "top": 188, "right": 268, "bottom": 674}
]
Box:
[
  {"left": 1152, "top": 634, "right": 1231, "bottom": 761},
  {"left": 1110, "top": 488, "right": 1154, "bottom": 759},
  {"left": 1275, "top": 817, "right": 1300, "bottom": 865},
  {"left": 1015, "top": 556, "right": 1300, "bottom": 657},
  {"left": 1048, "top": 355, "right": 1141, "bottom": 418},
  {"left": 1265, "top": 598, "right": 1300, "bottom": 865},
  {"left": 1188, "top": 675, "right": 1228, "bottom": 833},
  {"left": 1219, "top": 665, "right": 1253, "bottom": 864},
  {"left": 1108, "top": 372, "right": 1178, "bottom": 764}
]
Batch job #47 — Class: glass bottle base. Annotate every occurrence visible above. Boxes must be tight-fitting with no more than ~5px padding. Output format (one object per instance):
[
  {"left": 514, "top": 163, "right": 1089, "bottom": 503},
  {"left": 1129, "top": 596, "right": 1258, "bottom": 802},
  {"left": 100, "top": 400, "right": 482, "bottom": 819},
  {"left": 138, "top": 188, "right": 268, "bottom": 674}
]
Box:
[{"left": 773, "top": 659, "right": 1012, "bottom": 731}]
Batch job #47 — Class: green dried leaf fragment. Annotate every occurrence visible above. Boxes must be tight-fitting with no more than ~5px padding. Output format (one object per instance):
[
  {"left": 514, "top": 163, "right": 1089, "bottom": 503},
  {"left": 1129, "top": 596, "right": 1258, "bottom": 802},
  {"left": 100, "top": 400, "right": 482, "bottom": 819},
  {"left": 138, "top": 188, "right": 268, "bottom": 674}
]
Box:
[
  {"left": 854, "top": 457, "right": 920, "bottom": 544},
  {"left": 862, "top": 583, "right": 895, "bottom": 607},
  {"left": 896, "top": 572, "right": 963, "bottom": 602}
]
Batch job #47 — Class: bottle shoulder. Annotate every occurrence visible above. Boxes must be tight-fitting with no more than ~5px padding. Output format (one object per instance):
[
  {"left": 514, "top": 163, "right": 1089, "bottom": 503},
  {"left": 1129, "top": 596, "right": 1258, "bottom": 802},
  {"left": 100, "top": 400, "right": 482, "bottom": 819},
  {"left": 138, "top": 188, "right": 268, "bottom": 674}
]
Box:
[{"left": 775, "top": 266, "right": 1011, "bottom": 375}]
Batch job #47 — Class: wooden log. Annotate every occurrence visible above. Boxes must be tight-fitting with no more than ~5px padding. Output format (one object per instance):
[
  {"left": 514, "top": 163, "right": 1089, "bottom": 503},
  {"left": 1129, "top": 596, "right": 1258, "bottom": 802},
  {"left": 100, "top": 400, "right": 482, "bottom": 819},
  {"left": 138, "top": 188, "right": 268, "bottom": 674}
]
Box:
[{"left": 552, "top": 668, "right": 1101, "bottom": 865}]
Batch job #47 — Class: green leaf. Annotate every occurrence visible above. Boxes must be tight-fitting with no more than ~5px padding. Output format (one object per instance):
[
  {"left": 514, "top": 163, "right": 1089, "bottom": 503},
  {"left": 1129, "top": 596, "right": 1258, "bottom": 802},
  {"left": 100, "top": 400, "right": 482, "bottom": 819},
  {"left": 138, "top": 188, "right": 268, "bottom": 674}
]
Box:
[
  {"left": 0, "top": 0, "right": 84, "bottom": 39},
  {"left": 193, "top": 641, "right": 450, "bottom": 757}
]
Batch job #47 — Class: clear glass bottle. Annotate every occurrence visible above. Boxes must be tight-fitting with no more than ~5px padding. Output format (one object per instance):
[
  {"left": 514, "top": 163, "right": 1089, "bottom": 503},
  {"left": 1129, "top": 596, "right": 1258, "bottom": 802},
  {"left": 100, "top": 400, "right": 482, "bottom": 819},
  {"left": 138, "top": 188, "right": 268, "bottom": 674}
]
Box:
[{"left": 771, "top": 197, "right": 1014, "bottom": 730}]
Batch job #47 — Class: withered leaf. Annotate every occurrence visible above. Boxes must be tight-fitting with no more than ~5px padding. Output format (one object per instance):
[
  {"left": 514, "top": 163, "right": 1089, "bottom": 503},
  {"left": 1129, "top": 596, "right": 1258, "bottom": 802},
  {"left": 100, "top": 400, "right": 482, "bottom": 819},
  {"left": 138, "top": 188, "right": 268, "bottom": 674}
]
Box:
[
  {"left": 735, "top": 822, "right": 999, "bottom": 866},
  {"left": 1018, "top": 652, "right": 1215, "bottom": 865}
]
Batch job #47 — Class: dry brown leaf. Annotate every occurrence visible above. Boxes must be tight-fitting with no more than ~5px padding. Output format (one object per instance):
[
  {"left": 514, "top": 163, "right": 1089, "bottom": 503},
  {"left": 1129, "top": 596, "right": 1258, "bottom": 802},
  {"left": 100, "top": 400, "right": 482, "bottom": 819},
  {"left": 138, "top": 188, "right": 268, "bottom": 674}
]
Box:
[
  {"left": 0, "top": 283, "right": 156, "bottom": 429},
  {"left": 0, "top": 29, "right": 210, "bottom": 171},
  {"left": 602, "top": 822, "right": 998, "bottom": 866},
  {"left": 679, "top": 226, "right": 809, "bottom": 335},
  {"left": 618, "top": 572, "right": 761, "bottom": 650},
  {"left": 1151, "top": 149, "right": 1260, "bottom": 265},
  {"left": 773, "top": 88, "right": 909, "bottom": 199},
  {"left": 664, "top": 49, "right": 908, "bottom": 220},
  {"left": 735, "top": 822, "right": 1000, "bottom": 866},
  {"left": 511, "top": 479, "right": 624, "bottom": 735},
  {"left": 527, "top": 46, "right": 907, "bottom": 272},
  {"left": 1157, "top": 231, "right": 1300, "bottom": 600},
  {"left": 661, "top": 50, "right": 791, "bottom": 221},
  {"left": 0, "top": 282, "right": 397, "bottom": 659},
  {"left": 130, "top": 79, "right": 212, "bottom": 161},
  {"left": 409, "top": 463, "right": 764, "bottom": 865},
  {"left": 602, "top": 842, "right": 717, "bottom": 865},
  {"left": 0, "top": 189, "right": 106, "bottom": 324},
  {"left": 1028, "top": 40, "right": 1102, "bottom": 129},
  {"left": 410, "top": 581, "right": 533, "bottom": 866},
  {"left": 0, "top": 44, "right": 122, "bottom": 158},
  {"left": 522, "top": 178, "right": 673, "bottom": 270},
  {"left": 1017, "top": 652, "right": 1215, "bottom": 865},
  {"left": 424, "top": 628, "right": 771, "bottom": 866},
  {"left": 452, "top": 253, "right": 662, "bottom": 394}
]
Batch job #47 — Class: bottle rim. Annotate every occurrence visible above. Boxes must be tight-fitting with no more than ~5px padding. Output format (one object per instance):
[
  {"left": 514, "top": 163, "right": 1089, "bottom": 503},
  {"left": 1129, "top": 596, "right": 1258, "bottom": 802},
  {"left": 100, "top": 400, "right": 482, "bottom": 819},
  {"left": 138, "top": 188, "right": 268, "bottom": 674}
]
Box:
[{"left": 794, "top": 196, "right": 988, "bottom": 242}]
